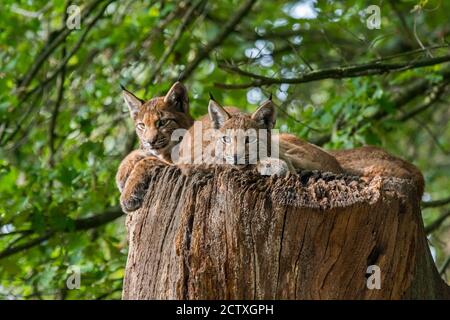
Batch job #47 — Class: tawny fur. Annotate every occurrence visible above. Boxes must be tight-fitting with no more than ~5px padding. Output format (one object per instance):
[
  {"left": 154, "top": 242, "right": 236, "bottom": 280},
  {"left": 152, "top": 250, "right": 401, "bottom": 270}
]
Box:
[
  {"left": 116, "top": 149, "right": 147, "bottom": 193},
  {"left": 279, "top": 133, "right": 343, "bottom": 174},
  {"left": 281, "top": 133, "right": 424, "bottom": 195},
  {"left": 119, "top": 156, "right": 167, "bottom": 212},
  {"left": 176, "top": 102, "right": 343, "bottom": 176},
  {"left": 329, "top": 146, "right": 425, "bottom": 196},
  {"left": 116, "top": 82, "right": 193, "bottom": 212}
]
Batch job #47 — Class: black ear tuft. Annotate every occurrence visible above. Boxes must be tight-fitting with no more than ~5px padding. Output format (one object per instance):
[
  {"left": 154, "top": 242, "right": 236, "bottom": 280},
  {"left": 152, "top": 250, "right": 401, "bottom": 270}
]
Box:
[{"left": 120, "top": 83, "right": 126, "bottom": 91}]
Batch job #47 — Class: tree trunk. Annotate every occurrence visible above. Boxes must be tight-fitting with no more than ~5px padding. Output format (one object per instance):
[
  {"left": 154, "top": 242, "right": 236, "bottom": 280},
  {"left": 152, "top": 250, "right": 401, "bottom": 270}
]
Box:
[{"left": 122, "top": 166, "right": 449, "bottom": 299}]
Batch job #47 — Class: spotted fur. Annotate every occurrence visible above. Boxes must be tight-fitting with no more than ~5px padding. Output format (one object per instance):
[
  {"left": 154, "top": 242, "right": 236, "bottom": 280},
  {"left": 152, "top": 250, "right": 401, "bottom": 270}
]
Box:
[
  {"left": 116, "top": 82, "right": 194, "bottom": 212},
  {"left": 329, "top": 146, "right": 425, "bottom": 196},
  {"left": 176, "top": 98, "right": 342, "bottom": 176}
]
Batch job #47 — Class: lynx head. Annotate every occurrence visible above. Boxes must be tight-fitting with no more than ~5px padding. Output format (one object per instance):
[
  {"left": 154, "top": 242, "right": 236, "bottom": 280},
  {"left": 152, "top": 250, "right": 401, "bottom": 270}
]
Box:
[
  {"left": 208, "top": 96, "right": 276, "bottom": 165},
  {"left": 122, "top": 82, "right": 194, "bottom": 159}
]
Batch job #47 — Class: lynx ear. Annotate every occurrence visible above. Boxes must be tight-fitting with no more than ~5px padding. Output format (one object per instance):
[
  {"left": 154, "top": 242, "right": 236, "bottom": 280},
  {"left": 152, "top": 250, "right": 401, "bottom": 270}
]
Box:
[
  {"left": 122, "top": 85, "right": 144, "bottom": 119},
  {"left": 252, "top": 99, "right": 276, "bottom": 129},
  {"left": 163, "top": 82, "right": 189, "bottom": 114},
  {"left": 208, "top": 97, "right": 230, "bottom": 129}
]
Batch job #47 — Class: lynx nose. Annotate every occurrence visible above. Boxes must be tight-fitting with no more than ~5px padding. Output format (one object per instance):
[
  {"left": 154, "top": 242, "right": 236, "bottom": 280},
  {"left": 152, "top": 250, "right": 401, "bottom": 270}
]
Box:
[
  {"left": 143, "top": 137, "right": 158, "bottom": 148},
  {"left": 147, "top": 137, "right": 158, "bottom": 145}
]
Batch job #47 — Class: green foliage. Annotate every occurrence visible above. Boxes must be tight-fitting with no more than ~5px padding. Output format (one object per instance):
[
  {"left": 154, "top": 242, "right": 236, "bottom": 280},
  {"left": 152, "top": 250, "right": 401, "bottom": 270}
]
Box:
[{"left": 0, "top": 0, "right": 449, "bottom": 299}]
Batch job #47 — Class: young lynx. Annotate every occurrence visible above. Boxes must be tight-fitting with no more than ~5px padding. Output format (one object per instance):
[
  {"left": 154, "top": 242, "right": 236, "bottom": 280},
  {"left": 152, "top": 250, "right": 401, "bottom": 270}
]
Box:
[
  {"left": 278, "top": 133, "right": 343, "bottom": 173},
  {"left": 175, "top": 96, "right": 343, "bottom": 176},
  {"left": 329, "top": 147, "right": 425, "bottom": 195},
  {"left": 116, "top": 82, "right": 194, "bottom": 212},
  {"left": 281, "top": 134, "right": 425, "bottom": 195}
]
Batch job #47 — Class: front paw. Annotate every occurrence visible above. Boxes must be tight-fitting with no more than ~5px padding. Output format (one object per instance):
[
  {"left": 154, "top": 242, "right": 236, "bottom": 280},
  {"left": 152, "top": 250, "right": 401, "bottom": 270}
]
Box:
[
  {"left": 120, "top": 194, "right": 144, "bottom": 213},
  {"left": 120, "top": 180, "right": 148, "bottom": 213},
  {"left": 257, "top": 158, "right": 290, "bottom": 177},
  {"left": 119, "top": 157, "right": 166, "bottom": 212}
]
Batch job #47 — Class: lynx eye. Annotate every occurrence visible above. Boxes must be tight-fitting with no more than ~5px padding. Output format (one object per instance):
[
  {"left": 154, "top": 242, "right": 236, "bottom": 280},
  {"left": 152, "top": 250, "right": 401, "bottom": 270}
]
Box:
[
  {"left": 156, "top": 119, "right": 170, "bottom": 127},
  {"left": 221, "top": 136, "right": 231, "bottom": 144},
  {"left": 136, "top": 122, "right": 145, "bottom": 130}
]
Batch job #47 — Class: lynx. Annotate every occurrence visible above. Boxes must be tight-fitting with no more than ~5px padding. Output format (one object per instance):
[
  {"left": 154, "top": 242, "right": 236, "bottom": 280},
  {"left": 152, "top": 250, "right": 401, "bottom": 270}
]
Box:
[
  {"left": 281, "top": 134, "right": 425, "bottom": 195},
  {"left": 175, "top": 96, "right": 343, "bottom": 176},
  {"left": 329, "top": 147, "right": 425, "bottom": 195},
  {"left": 278, "top": 133, "right": 343, "bottom": 174},
  {"left": 116, "top": 82, "right": 194, "bottom": 212}
]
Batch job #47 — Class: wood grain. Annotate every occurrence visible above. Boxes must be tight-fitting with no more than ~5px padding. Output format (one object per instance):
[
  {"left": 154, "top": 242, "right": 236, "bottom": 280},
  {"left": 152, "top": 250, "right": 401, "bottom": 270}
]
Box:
[{"left": 122, "top": 166, "right": 449, "bottom": 299}]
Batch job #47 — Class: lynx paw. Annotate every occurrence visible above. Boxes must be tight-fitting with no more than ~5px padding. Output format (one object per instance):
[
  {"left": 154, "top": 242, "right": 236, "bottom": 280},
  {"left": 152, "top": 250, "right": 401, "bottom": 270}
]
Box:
[
  {"left": 120, "top": 178, "right": 149, "bottom": 213},
  {"left": 120, "top": 193, "right": 144, "bottom": 213},
  {"left": 119, "top": 157, "right": 167, "bottom": 213},
  {"left": 257, "top": 158, "right": 290, "bottom": 177}
]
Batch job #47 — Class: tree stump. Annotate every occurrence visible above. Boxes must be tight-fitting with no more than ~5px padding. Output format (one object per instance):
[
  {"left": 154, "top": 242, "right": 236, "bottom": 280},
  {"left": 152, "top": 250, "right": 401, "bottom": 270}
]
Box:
[{"left": 122, "top": 166, "right": 449, "bottom": 299}]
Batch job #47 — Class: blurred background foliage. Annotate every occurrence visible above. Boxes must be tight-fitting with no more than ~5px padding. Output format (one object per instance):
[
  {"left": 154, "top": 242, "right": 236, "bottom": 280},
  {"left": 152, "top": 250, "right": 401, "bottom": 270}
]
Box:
[{"left": 0, "top": 0, "right": 449, "bottom": 299}]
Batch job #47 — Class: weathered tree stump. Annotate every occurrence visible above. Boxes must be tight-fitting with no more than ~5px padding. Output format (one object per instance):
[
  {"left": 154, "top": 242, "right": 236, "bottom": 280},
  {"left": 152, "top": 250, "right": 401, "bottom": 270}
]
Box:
[{"left": 122, "top": 166, "right": 449, "bottom": 299}]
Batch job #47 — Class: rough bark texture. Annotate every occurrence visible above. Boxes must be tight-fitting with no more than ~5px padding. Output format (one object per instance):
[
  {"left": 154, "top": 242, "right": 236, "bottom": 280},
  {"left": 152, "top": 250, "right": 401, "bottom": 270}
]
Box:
[{"left": 122, "top": 166, "right": 450, "bottom": 300}]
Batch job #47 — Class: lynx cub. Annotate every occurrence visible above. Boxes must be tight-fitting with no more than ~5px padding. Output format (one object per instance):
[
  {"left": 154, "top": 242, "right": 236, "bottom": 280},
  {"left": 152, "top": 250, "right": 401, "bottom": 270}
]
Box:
[
  {"left": 281, "top": 134, "right": 425, "bottom": 195},
  {"left": 330, "top": 147, "right": 425, "bottom": 195},
  {"left": 116, "top": 82, "right": 193, "bottom": 212},
  {"left": 175, "top": 96, "right": 343, "bottom": 176}
]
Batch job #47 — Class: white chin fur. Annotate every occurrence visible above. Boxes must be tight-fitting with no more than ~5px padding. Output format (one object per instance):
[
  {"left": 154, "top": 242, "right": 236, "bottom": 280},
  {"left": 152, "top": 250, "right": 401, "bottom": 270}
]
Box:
[{"left": 146, "top": 149, "right": 159, "bottom": 156}]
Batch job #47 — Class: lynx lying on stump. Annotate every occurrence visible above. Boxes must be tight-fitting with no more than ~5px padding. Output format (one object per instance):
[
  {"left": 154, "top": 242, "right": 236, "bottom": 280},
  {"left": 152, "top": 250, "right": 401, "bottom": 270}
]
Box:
[
  {"left": 175, "top": 95, "right": 343, "bottom": 177},
  {"left": 115, "top": 82, "right": 424, "bottom": 213},
  {"left": 116, "top": 82, "right": 193, "bottom": 212}
]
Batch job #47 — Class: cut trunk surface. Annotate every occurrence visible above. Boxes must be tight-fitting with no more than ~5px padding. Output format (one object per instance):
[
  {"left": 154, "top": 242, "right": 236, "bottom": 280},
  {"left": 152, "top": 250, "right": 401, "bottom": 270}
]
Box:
[{"left": 122, "top": 166, "right": 449, "bottom": 299}]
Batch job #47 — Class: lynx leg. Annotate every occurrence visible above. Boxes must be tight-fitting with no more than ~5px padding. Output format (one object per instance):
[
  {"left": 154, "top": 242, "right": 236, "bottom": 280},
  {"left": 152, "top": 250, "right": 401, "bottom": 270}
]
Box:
[
  {"left": 120, "top": 156, "right": 167, "bottom": 213},
  {"left": 116, "top": 150, "right": 147, "bottom": 193}
]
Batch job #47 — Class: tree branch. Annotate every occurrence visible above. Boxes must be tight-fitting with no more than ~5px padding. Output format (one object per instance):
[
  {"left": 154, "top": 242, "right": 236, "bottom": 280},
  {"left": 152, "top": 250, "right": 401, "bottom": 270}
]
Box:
[
  {"left": 178, "top": 0, "right": 258, "bottom": 81},
  {"left": 17, "top": 0, "right": 107, "bottom": 93},
  {"left": 214, "top": 53, "right": 450, "bottom": 89},
  {"left": 73, "top": 206, "right": 123, "bottom": 231},
  {"left": 423, "top": 196, "right": 450, "bottom": 208},
  {"left": 398, "top": 82, "right": 449, "bottom": 121},
  {"left": 1, "top": 0, "right": 114, "bottom": 147},
  {"left": 49, "top": 1, "right": 70, "bottom": 168},
  {"left": 0, "top": 233, "right": 53, "bottom": 260},
  {"left": 310, "top": 70, "right": 450, "bottom": 146},
  {"left": 440, "top": 255, "right": 450, "bottom": 276},
  {"left": 425, "top": 210, "right": 450, "bottom": 234},
  {"left": 0, "top": 206, "right": 123, "bottom": 260},
  {"left": 144, "top": 0, "right": 205, "bottom": 86}
]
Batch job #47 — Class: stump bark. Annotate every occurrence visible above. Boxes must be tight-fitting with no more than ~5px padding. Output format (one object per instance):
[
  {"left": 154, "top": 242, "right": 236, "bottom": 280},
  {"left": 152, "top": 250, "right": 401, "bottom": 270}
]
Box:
[{"left": 122, "top": 166, "right": 449, "bottom": 299}]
